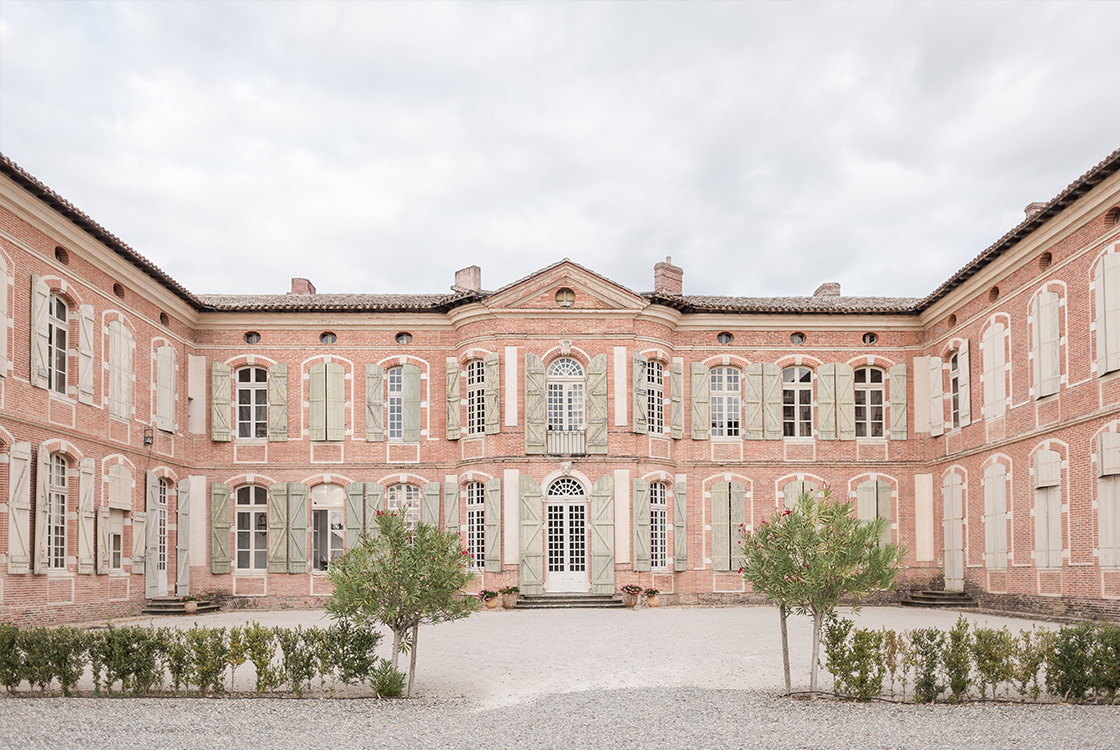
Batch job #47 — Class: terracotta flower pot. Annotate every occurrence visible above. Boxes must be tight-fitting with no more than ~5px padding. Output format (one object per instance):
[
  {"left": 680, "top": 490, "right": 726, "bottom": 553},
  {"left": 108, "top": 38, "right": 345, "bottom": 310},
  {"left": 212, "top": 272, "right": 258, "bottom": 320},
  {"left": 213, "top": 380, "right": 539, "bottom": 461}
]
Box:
[
  {"left": 622, "top": 592, "right": 638, "bottom": 609},
  {"left": 183, "top": 600, "right": 198, "bottom": 615},
  {"left": 646, "top": 595, "right": 660, "bottom": 608},
  {"left": 485, "top": 596, "right": 500, "bottom": 609},
  {"left": 502, "top": 593, "right": 518, "bottom": 609}
]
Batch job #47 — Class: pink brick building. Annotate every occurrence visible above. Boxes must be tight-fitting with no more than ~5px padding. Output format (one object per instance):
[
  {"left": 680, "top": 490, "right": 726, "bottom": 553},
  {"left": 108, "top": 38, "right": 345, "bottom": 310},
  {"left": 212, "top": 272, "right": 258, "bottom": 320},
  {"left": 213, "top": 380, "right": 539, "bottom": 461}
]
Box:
[{"left": 2, "top": 148, "right": 1119, "bottom": 625}]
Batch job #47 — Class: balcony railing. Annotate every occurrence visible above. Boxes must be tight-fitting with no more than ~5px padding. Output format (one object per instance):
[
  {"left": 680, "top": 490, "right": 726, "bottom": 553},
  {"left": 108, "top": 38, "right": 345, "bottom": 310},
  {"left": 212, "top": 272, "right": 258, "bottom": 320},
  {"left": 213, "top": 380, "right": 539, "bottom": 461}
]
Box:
[{"left": 546, "top": 428, "right": 587, "bottom": 456}]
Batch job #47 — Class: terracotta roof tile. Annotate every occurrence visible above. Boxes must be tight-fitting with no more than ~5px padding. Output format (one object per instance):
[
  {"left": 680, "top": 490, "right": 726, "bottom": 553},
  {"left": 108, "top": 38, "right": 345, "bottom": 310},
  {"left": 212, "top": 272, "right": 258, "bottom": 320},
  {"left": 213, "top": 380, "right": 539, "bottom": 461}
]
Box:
[
  {"left": 646, "top": 293, "right": 922, "bottom": 315},
  {"left": 197, "top": 291, "right": 480, "bottom": 312}
]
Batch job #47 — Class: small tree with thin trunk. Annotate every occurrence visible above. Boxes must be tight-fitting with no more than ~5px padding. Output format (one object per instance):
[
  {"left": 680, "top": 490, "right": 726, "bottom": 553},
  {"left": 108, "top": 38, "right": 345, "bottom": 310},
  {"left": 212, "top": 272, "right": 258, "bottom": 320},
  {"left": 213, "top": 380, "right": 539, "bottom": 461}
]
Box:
[
  {"left": 740, "top": 486, "right": 905, "bottom": 697},
  {"left": 326, "top": 510, "right": 478, "bottom": 696}
]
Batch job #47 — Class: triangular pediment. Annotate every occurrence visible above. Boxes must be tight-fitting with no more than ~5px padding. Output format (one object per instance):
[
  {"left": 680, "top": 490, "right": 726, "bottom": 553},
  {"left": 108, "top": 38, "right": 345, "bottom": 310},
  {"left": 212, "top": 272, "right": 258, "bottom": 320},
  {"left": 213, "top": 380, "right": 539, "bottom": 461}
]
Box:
[{"left": 486, "top": 260, "right": 647, "bottom": 311}]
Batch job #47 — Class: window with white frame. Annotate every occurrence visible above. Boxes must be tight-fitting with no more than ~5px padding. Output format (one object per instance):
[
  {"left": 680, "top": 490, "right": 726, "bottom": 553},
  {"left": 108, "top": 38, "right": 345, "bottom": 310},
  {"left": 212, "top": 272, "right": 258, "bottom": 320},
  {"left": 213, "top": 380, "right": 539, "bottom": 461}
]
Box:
[
  {"left": 466, "top": 360, "right": 485, "bottom": 436},
  {"left": 547, "top": 357, "right": 585, "bottom": 431},
  {"left": 854, "top": 367, "right": 885, "bottom": 438},
  {"left": 650, "top": 482, "right": 668, "bottom": 569},
  {"left": 237, "top": 367, "right": 268, "bottom": 439},
  {"left": 156, "top": 478, "right": 169, "bottom": 579},
  {"left": 710, "top": 366, "right": 741, "bottom": 437},
  {"left": 782, "top": 367, "right": 812, "bottom": 438},
  {"left": 647, "top": 361, "right": 665, "bottom": 434},
  {"left": 47, "top": 294, "right": 68, "bottom": 395},
  {"left": 235, "top": 485, "right": 268, "bottom": 570},
  {"left": 108, "top": 510, "right": 124, "bottom": 570},
  {"left": 466, "top": 482, "right": 485, "bottom": 568},
  {"left": 949, "top": 352, "right": 962, "bottom": 429},
  {"left": 47, "top": 453, "right": 67, "bottom": 569},
  {"left": 311, "top": 483, "right": 345, "bottom": 572},
  {"left": 386, "top": 484, "right": 420, "bottom": 530},
  {"left": 387, "top": 366, "right": 404, "bottom": 440}
]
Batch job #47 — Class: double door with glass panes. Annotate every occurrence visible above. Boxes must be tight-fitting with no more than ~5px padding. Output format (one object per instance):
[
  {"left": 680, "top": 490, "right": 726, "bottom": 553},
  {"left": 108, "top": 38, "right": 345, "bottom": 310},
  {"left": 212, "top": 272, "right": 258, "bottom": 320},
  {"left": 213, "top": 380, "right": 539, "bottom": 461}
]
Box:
[{"left": 545, "top": 502, "right": 589, "bottom": 593}]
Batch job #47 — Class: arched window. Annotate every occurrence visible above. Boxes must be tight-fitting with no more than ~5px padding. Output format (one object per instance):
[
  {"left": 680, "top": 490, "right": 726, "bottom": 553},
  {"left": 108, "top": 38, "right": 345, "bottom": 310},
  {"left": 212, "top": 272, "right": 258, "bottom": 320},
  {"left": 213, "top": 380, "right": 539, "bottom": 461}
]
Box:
[
  {"left": 47, "top": 294, "right": 68, "bottom": 395},
  {"left": 647, "top": 361, "right": 664, "bottom": 434},
  {"left": 311, "top": 483, "right": 344, "bottom": 572},
  {"left": 235, "top": 485, "right": 268, "bottom": 570},
  {"left": 854, "top": 367, "right": 885, "bottom": 438},
  {"left": 386, "top": 484, "right": 420, "bottom": 530},
  {"left": 649, "top": 482, "right": 668, "bottom": 569},
  {"left": 782, "top": 367, "right": 812, "bottom": 437},
  {"left": 466, "top": 482, "right": 485, "bottom": 568},
  {"left": 547, "top": 358, "right": 585, "bottom": 432},
  {"left": 710, "top": 366, "right": 740, "bottom": 437},
  {"left": 237, "top": 367, "right": 268, "bottom": 439},
  {"left": 548, "top": 477, "right": 584, "bottom": 497},
  {"left": 47, "top": 453, "right": 68, "bottom": 569},
  {"left": 466, "top": 360, "right": 486, "bottom": 436}
]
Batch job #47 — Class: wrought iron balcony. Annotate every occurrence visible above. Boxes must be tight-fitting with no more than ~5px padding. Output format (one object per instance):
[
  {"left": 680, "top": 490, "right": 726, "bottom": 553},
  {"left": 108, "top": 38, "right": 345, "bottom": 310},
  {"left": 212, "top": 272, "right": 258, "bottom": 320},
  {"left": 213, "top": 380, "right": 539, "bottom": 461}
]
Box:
[{"left": 546, "top": 428, "right": 587, "bottom": 456}]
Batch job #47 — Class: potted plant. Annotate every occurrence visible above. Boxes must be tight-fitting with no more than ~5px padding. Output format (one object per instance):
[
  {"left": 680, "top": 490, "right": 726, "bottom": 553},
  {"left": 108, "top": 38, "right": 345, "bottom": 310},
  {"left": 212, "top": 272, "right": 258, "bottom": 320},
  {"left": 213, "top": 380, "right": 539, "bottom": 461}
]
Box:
[
  {"left": 180, "top": 595, "right": 199, "bottom": 615},
  {"left": 478, "top": 589, "right": 500, "bottom": 609},
  {"left": 619, "top": 584, "right": 642, "bottom": 609},
  {"left": 643, "top": 588, "right": 661, "bottom": 608},
  {"left": 499, "top": 585, "right": 520, "bottom": 609}
]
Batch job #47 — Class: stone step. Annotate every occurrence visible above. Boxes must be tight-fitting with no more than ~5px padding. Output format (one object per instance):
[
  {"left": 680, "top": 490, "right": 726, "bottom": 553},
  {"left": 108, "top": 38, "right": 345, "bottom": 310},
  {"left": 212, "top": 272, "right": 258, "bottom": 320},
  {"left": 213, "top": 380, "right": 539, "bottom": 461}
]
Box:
[
  {"left": 141, "top": 597, "right": 221, "bottom": 615},
  {"left": 900, "top": 590, "right": 978, "bottom": 608},
  {"left": 514, "top": 594, "right": 625, "bottom": 610}
]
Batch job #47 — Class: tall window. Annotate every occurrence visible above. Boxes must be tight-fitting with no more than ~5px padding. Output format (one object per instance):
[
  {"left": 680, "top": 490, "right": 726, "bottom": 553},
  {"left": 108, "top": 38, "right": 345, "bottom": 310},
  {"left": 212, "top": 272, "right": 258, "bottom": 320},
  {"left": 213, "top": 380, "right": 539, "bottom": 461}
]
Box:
[
  {"left": 650, "top": 482, "right": 668, "bottom": 569},
  {"left": 710, "top": 366, "right": 740, "bottom": 437},
  {"left": 387, "top": 366, "right": 403, "bottom": 440},
  {"left": 854, "top": 367, "right": 885, "bottom": 438},
  {"left": 466, "top": 482, "right": 485, "bottom": 568},
  {"left": 547, "top": 358, "right": 585, "bottom": 431},
  {"left": 311, "top": 483, "right": 344, "bottom": 572},
  {"left": 48, "top": 294, "right": 68, "bottom": 394},
  {"left": 235, "top": 485, "right": 268, "bottom": 570},
  {"left": 386, "top": 484, "right": 420, "bottom": 530},
  {"left": 156, "top": 478, "right": 169, "bottom": 579},
  {"left": 782, "top": 367, "right": 812, "bottom": 438},
  {"left": 237, "top": 367, "right": 268, "bottom": 439},
  {"left": 949, "top": 352, "right": 962, "bottom": 429},
  {"left": 466, "top": 360, "right": 485, "bottom": 436},
  {"left": 47, "top": 453, "right": 67, "bottom": 569},
  {"left": 109, "top": 512, "right": 123, "bottom": 570},
  {"left": 647, "top": 361, "right": 665, "bottom": 434}
]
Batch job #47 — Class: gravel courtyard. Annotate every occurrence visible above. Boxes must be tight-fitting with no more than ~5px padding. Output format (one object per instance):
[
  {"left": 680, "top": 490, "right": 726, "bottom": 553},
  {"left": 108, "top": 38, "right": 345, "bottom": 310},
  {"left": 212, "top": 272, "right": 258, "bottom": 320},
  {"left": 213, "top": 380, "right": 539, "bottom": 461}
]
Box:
[{"left": 2, "top": 605, "right": 1117, "bottom": 749}]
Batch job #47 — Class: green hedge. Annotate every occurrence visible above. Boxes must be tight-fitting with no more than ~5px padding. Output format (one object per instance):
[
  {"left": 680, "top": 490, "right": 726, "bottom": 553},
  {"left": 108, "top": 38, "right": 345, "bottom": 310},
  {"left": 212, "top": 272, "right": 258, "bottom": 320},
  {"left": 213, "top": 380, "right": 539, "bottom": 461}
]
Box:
[
  {"left": 822, "top": 615, "right": 1120, "bottom": 704},
  {"left": 0, "top": 620, "right": 404, "bottom": 698}
]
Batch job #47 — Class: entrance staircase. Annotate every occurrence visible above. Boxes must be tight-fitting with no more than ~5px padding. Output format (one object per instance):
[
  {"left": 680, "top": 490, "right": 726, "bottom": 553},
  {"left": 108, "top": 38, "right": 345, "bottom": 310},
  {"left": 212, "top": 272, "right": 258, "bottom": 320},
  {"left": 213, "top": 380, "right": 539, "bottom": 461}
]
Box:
[
  {"left": 141, "top": 596, "right": 221, "bottom": 616},
  {"left": 514, "top": 594, "right": 625, "bottom": 610},
  {"left": 900, "top": 589, "right": 978, "bottom": 609}
]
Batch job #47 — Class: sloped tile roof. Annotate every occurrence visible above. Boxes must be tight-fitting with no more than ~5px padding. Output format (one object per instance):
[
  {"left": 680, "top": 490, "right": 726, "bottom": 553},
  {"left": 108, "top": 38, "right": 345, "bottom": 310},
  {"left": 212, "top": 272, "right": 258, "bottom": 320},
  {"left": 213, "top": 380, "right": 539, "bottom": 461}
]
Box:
[
  {"left": 645, "top": 293, "right": 922, "bottom": 315},
  {"left": 197, "top": 291, "right": 481, "bottom": 312}
]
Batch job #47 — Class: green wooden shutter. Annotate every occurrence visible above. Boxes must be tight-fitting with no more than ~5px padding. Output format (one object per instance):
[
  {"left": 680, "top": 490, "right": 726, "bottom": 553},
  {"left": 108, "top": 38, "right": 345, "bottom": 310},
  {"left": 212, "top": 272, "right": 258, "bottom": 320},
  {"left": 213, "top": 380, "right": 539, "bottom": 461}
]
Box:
[
  {"left": 632, "top": 478, "right": 650, "bottom": 571},
  {"left": 345, "top": 482, "right": 364, "bottom": 550},
  {"left": 176, "top": 479, "right": 190, "bottom": 595},
  {"left": 325, "top": 362, "right": 347, "bottom": 441},
  {"left": 743, "top": 364, "right": 764, "bottom": 440},
  {"left": 856, "top": 480, "right": 877, "bottom": 523},
  {"left": 144, "top": 473, "right": 160, "bottom": 593},
  {"left": 365, "top": 364, "right": 384, "bottom": 442},
  {"left": 525, "top": 353, "right": 546, "bottom": 454},
  {"left": 97, "top": 506, "right": 111, "bottom": 575},
  {"left": 519, "top": 475, "right": 544, "bottom": 594},
  {"left": 673, "top": 478, "right": 687, "bottom": 571},
  {"left": 586, "top": 354, "right": 608, "bottom": 453},
  {"left": 632, "top": 353, "right": 648, "bottom": 434},
  {"left": 690, "top": 363, "right": 710, "bottom": 440},
  {"left": 268, "top": 363, "right": 288, "bottom": 442},
  {"left": 211, "top": 361, "right": 232, "bottom": 442},
  {"left": 957, "top": 341, "right": 972, "bottom": 427},
  {"left": 817, "top": 363, "right": 837, "bottom": 440},
  {"left": 443, "top": 481, "right": 459, "bottom": 530},
  {"left": 268, "top": 483, "right": 289, "bottom": 573},
  {"left": 309, "top": 362, "right": 327, "bottom": 441},
  {"left": 445, "top": 357, "right": 461, "bottom": 440},
  {"left": 670, "top": 359, "right": 684, "bottom": 440},
  {"left": 928, "top": 357, "right": 944, "bottom": 437},
  {"left": 484, "top": 353, "right": 500, "bottom": 435},
  {"left": 875, "top": 480, "right": 892, "bottom": 549},
  {"left": 589, "top": 474, "right": 615, "bottom": 594},
  {"left": 835, "top": 363, "right": 855, "bottom": 440},
  {"left": 888, "top": 363, "right": 908, "bottom": 440},
  {"left": 729, "top": 481, "right": 747, "bottom": 572},
  {"left": 710, "top": 481, "right": 730, "bottom": 571},
  {"left": 484, "top": 477, "right": 501, "bottom": 573},
  {"left": 402, "top": 362, "right": 421, "bottom": 442},
  {"left": 364, "top": 482, "right": 384, "bottom": 538},
  {"left": 77, "top": 304, "right": 95, "bottom": 405},
  {"left": 33, "top": 443, "right": 49, "bottom": 574},
  {"left": 131, "top": 509, "right": 147, "bottom": 577},
  {"left": 287, "top": 483, "right": 309, "bottom": 573},
  {"left": 78, "top": 457, "right": 95, "bottom": 574},
  {"left": 30, "top": 274, "right": 49, "bottom": 389},
  {"left": 422, "top": 481, "right": 441, "bottom": 527},
  {"left": 762, "top": 363, "right": 782, "bottom": 440},
  {"left": 7, "top": 442, "right": 31, "bottom": 574},
  {"left": 210, "top": 481, "right": 231, "bottom": 574}
]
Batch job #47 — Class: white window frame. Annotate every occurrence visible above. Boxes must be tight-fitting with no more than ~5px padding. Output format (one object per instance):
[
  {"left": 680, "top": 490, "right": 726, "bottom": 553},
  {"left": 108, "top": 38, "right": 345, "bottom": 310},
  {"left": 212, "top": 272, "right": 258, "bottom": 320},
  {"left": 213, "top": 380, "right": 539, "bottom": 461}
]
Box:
[
  {"left": 466, "top": 360, "right": 485, "bottom": 436},
  {"left": 311, "top": 483, "right": 345, "bottom": 572},
  {"left": 235, "top": 485, "right": 268, "bottom": 571},
  {"left": 647, "top": 361, "right": 665, "bottom": 435},
  {"left": 466, "top": 482, "right": 485, "bottom": 568},
  {"left": 710, "top": 366, "right": 741, "bottom": 438},
  {"left": 547, "top": 357, "right": 585, "bottom": 432},
  {"left": 386, "top": 484, "right": 420, "bottom": 530},
  {"left": 237, "top": 366, "right": 269, "bottom": 439},
  {"left": 387, "top": 366, "right": 404, "bottom": 440},
  {"left": 782, "top": 366, "right": 812, "bottom": 438},
  {"left": 109, "top": 509, "right": 124, "bottom": 571},
  {"left": 47, "top": 294, "right": 68, "bottom": 395},
  {"left": 854, "top": 367, "right": 885, "bottom": 438},
  {"left": 650, "top": 482, "right": 668, "bottom": 570},
  {"left": 157, "top": 478, "right": 169, "bottom": 577},
  {"left": 949, "top": 352, "right": 962, "bottom": 430},
  {"left": 47, "top": 453, "right": 68, "bottom": 569}
]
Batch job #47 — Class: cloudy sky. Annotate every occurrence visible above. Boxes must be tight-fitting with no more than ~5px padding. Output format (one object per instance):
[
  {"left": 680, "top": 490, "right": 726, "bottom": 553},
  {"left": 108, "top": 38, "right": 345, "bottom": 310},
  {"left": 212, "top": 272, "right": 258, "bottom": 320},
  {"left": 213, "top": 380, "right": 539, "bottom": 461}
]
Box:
[{"left": 1, "top": 1, "right": 1118, "bottom": 300}]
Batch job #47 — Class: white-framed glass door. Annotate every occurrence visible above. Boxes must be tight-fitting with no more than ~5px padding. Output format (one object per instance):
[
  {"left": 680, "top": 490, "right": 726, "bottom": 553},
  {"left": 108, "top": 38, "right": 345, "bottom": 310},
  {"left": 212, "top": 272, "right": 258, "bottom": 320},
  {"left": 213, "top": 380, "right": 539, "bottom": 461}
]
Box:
[
  {"left": 546, "top": 502, "right": 588, "bottom": 593},
  {"left": 156, "top": 480, "right": 169, "bottom": 596}
]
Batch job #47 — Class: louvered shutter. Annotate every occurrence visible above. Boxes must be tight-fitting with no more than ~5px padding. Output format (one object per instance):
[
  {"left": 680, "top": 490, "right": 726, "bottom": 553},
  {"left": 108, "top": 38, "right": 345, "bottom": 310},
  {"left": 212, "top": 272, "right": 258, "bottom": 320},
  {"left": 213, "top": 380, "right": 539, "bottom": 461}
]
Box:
[
  {"left": 589, "top": 475, "right": 615, "bottom": 594},
  {"left": 729, "top": 481, "right": 747, "bottom": 571},
  {"left": 710, "top": 481, "right": 730, "bottom": 571},
  {"left": 762, "top": 364, "right": 783, "bottom": 440},
  {"left": 287, "top": 483, "right": 309, "bottom": 573},
  {"left": 443, "top": 481, "right": 458, "bottom": 531},
  {"left": 673, "top": 479, "right": 687, "bottom": 571},
  {"left": 1099, "top": 432, "right": 1120, "bottom": 477},
  {"left": 928, "top": 357, "right": 944, "bottom": 437},
  {"left": 422, "top": 482, "right": 441, "bottom": 527},
  {"left": 401, "top": 363, "right": 421, "bottom": 442},
  {"left": 445, "top": 357, "right": 461, "bottom": 440},
  {"left": 1100, "top": 478, "right": 1118, "bottom": 567},
  {"left": 210, "top": 362, "right": 232, "bottom": 442},
  {"left": 1034, "top": 449, "right": 1061, "bottom": 488},
  {"left": 7, "top": 442, "right": 31, "bottom": 574},
  {"left": 325, "top": 362, "right": 347, "bottom": 441},
  {"left": 33, "top": 444, "right": 49, "bottom": 574},
  {"left": 309, "top": 362, "right": 327, "bottom": 441},
  {"left": 268, "top": 363, "right": 288, "bottom": 442},
  {"left": 121, "top": 326, "right": 134, "bottom": 418},
  {"left": 743, "top": 364, "right": 764, "bottom": 440},
  {"left": 78, "top": 304, "right": 94, "bottom": 405},
  {"left": 524, "top": 353, "right": 546, "bottom": 454},
  {"left": 365, "top": 364, "right": 384, "bottom": 441},
  {"left": 632, "top": 478, "right": 650, "bottom": 571},
  {"left": 518, "top": 475, "right": 544, "bottom": 594},
  {"left": 0, "top": 260, "right": 7, "bottom": 376},
  {"left": 484, "top": 353, "right": 500, "bottom": 434},
  {"left": 78, "top": 457, "right": 95, "bottom": 574},
  {"left": 97, "top": 506, "right": 111, "bottom": 575},
  {"left": 1097, "top": 253, "right": 1120, "bottom": 375},
  {"left": 670, "top": 359, "right": 684, "bottom": 439},
  {"left": 145, "top": 471, "right": 160, "bottom": 596},
  {"left": 364, "top": 483, "right": 384, "bottom": 538},
  {"left": 484, "top": 477, "right": 501, "bottom": 573},
  {"left": 835, "top": 364, "right": 855, "bottom": 440},
  {"left": 210, "top": 481, "right": 231, "bottom": 574},
  {"left": 176, "top": 479, "right": 190, "bottom": 595},
  {"left": 888, "top": 363, "right": 908, "bottom": 440},
  {"left": 690, "top": 363, "right": 710, "bottom": 440},
  {"left": 817, "top": 363, "right": 837, "bottom": 440},
  {"left": 632, "top": 353, "right": 648, "bottom": 434},
  {"left": 155, "top": 345, "right": 175, "bottom": 431},
  {"left": 30, "top": 274, "right": 49, "bottom": 389},
  {"left": 345, "top": 482, "right": 364, "bottom": 550},
  {"left": 586, "top": 354, "right": 608, "bottom": 453}
]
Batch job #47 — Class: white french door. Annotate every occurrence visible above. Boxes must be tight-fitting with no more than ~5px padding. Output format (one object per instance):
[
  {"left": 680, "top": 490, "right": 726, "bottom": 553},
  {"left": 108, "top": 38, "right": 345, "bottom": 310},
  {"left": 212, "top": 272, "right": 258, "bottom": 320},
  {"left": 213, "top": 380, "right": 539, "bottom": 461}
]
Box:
[
  {"left": 546, "top": 502, "right": 589, "bottom": 593},
  {"left": 156, "top": 504, "right": 168, "bottom": 597}
]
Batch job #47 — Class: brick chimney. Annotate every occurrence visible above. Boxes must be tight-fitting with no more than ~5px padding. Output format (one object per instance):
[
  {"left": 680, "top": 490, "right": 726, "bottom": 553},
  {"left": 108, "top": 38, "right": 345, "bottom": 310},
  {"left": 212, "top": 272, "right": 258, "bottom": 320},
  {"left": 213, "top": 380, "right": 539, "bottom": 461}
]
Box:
[
  {"left": 1025, "top": 202, "right": 1046, "bottom": 219},
  {"left": 654, "top": 257, "right": 683, "bottom": 295},
  {"left": 452, "top": 265, "right": 482, "bottom": 293},
  {"left": 288, "top": 278, "right": 316, "bottom": 295},
  {"left": 813, "top": 282, "right": 841, "bottom": 298}
]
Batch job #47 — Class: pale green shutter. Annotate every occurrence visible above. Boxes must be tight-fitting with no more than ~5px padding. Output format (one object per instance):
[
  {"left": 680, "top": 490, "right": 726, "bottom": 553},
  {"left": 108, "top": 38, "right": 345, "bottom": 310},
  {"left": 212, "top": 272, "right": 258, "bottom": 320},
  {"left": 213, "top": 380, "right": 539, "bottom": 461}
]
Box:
[
  {"left": 762, "top": 363, "right": 782, "bottom": 440},
  {"left": 817, "top": 363, "right": 837, "bottom": 440},
  {"left": 632, "top": 353, "right": 648, "bottom": 434},
  {"left": 888, "top": 363, "right": 908, "bottom": 440},
  {"left": 121, "top": 326, "right": 134, "bottom": 418},
  {"left": 836, "top": 363, "right": 855, "bottom": 440},
  {"left": 484, "top": 477, "right": 501, "bottom": 573},
  {"left": 783, "top": 480, "right": 817, "bottom": 508},
  {"left": 1101, "top": 433, "right": 1120, "bottom": 477},
  {"left": 325, "top": 362, "right": 346, "bottom": 441},
  {"left": 402, "top": 363, "right": 421, "bottom": 442},
  {"left": 364, "top": 482, "right": 384, "bottom": 537},
  {"left": 632, "top": 478, "right": 650, "bottom": 571},
  {"left": 210, "top": 481, "right": 231, "bottom": 574},
  {"left": 484, "top": 353, "right": 500, "bottom": 435},
  {"left": 78, "top": 457, "right": 95, "bottom": 575},
  {"left": 928, "top": 357, "right": 944, "bottom": 437},
  {"left": 287, "top": 483, "right": 309, "bottom": 573},
  {"left": 345, "top": 482, "right": 364, "bottom": 550},
  {"left": 875, "top": 480, "right": 892, "bottom": 549},
  {"left": 743, "top": 364, "right": 764, "bottom": 440},
  {"left": 97, "top": 506, "right": 110, "bottom": 575},
  {"left": 445, "top": 358, "right": 461, "bottom": 441},
  {"left": 176, "top": 479, "right": 190, "bottom": 595},
  {"left": 710, "top": 481, "right": 730, "bottom": 571},
  {"left": 107, "top": 322, "right": 121, "bottom": 416},
  {"left": 1037, "top": 293, "right": 1061, "bottom": 398},
  {"left": 1097, "top": 258, "right": 1109, "bottom": 375},
  {"left": 422, "top": 481, "right": 441, "bottom": 527},
  {"left": 144, "top": 474, "right": 160, "bottom": 585},
  {"left": 524, "top": 353, "right": 546, "bottom": 454},
  {"left": 670, "top": 359, "right": 684, "bottom": 439},
  {"left": 155, "top": 345, "right": 175, "bottom": 431},
  {"left": 7, "top": 442, "right": 31, "bottom": 574},
  {"left": 729, "top": 481, "right": 747, "bottom": 571},
  {"left": 984, "top": 466, "right": 1004, "bottom": 568},
  {"left": 690, "top": 363, "right": 710, "bottom": 441},
  {"left": 78, "top": 304, "right": 94, "bottom": 405},
  {"left": 1098, "top": 253, "right": 1120, "bottom": 375},
  {"left": 365, "top": 364, "right": 384, "bottom": 441},
  {"left": 211, "top": 362, "right": 232, "bottom": 442},
  {"left": 590, "top": 474, "right": 615, "bottom": 594},
  {"left": 30, "top": 274, "right": 49, "bottom": 389},
  {"left": 587, "top": 354, "right": 608, "bottom": 453},
  {"left": 519, "top": 475, "right": 544, "bottom": 594},
  {"left": 1033, "top": 484, "right": 1049, "bottom": 568},
  {"left": 443, "top": 481, "right": 459, "bottom": 530},
  {"left": 957, "top": 341, "right": 971, "bottom": 427},
  {"left": 268, "top": 363, "right": 288, "bottom": 442},
  {"left": 33, "top": 444, "right": 49, "bottom": 574},
  {"left": 856, "top": 481, "right": 877, "bottom": 523},
  {"left": 1034, "top": 449, "right": 1062, "bottom": 488},
  {"left": 131, "top": 508, "right": 146, "bottom": 577},
  {"left": 1100, "top": 478, "right": 1117, "bottom": 567},
  {"left": 268, "top": 483, "right": 289, "bottom": 573},
  {"left": 309, "top": 362, "right": 327, "bottom": 441},
  {"left": 673, "top": 479, "right": 687, "bottom": 571},
  {"left": 0, "top": 261, "right": 7, "bottom": 376}
]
